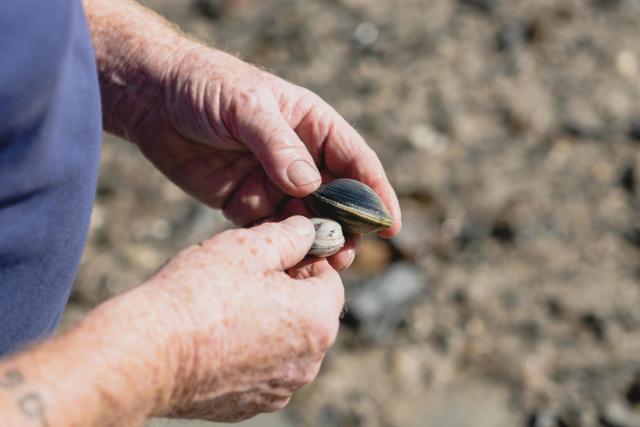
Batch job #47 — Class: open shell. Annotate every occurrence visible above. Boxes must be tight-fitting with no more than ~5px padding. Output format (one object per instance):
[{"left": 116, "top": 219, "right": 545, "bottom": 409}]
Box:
[{"left": 310, "top": 179, "right": 393, "bottom": 234}]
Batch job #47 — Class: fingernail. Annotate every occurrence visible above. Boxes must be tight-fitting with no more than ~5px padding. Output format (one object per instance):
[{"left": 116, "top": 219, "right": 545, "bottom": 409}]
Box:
[
  {"left": 287, "top": 160, "right": 321, "bottom": 187},
  {"left": 345, "top": 249, "right": 356, "bottom": 267}
]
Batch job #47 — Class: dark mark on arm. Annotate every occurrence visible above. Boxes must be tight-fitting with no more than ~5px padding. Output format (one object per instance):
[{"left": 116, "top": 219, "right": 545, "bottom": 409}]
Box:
[
  {"left": 19, "top": 392, "right": 50, "bottom": 427},
  {"left": 0, "top": 369, "right": 25, "bottom": 389},
  {"left": 0, "top": 370, "right": 49, "bottom": 427}
]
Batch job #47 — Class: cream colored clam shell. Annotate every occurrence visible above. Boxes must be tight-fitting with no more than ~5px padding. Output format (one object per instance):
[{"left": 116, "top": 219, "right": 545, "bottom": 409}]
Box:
[{"left": 308, "top": 218, "right": 345, "bottom": 257}]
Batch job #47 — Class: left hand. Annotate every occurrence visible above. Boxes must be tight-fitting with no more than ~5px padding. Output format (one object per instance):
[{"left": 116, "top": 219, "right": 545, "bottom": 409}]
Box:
[{"left": 125, "top": 42, "right": 401, "bottom": 270}]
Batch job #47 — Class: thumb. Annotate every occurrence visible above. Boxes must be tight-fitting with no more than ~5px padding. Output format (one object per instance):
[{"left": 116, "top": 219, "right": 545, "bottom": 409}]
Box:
[
  {"left": 250, "top": 216, "right": 316, "bottom": 271},
  {"left": 237, "top": 97, "right": 321, "bottom": 197}
]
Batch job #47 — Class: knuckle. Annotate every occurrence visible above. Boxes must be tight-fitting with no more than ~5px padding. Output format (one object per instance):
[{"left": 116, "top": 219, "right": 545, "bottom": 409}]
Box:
[
  {"left": 235, "top": 85, "right": 269, "bottom": 114},
  {"left": 300, "top": 87, "right": 324, "bottom": 105},
  {"left": 319, "top": 271, "right": 346, "bottom": 314},
  {"left": 300, "top": 363, "right": 322, "bottom": 385},
  {"left": 317, "top": 319, "right": 339, "bottom": 351},
  {"left": 303, "top": 312, "right": 338, "bottom": 353}
]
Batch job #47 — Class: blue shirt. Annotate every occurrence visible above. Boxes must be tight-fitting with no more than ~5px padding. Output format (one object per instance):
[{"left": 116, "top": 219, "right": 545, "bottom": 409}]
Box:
[{"left": 0, "top": 0, "right": 102, "bottom": 355}]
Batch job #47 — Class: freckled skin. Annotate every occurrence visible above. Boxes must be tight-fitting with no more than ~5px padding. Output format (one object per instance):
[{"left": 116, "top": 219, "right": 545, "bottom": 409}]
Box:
[
  {"left": 0, "top": 217, "right": 344, "bottom": 426},
  {"left": 0, "top": 0, "right": 405, "bottom": 423},
  {"left": 148, "top": 217, "right": 344, "bottom": 421}
]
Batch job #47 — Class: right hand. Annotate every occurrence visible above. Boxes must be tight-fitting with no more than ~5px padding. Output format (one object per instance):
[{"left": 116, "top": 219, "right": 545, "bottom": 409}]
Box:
[{"left": 143, "top": 216, "right": 344, "bottom": 422}]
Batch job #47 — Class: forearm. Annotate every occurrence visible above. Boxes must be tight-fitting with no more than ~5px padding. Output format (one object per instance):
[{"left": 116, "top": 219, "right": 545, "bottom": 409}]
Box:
[
  {"left": 0, "top": 286, "right": 179, "bottom": 427},
  {"left": 83, "top": 0, "right": 194, "bottom": 140}
]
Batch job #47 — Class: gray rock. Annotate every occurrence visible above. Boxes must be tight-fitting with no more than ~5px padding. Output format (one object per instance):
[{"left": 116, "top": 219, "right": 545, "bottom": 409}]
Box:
[
  {"left": 600, "top": 400, "right": 640, "bottom": 427},
  {"left": 193, "top": 0, "right": 227, "bottom": 20},
  {"left": 347, "top": 263, "right": 427, "bottom": 343}
]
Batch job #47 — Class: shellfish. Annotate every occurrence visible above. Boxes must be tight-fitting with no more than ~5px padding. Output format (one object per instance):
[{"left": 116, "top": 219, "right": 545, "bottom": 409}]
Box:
[
  {"left": 309, "top": 179, "right": 393, "bottom": 234},
  {"left": 308, "top": 218, "right": 345, "bottom": 257}
]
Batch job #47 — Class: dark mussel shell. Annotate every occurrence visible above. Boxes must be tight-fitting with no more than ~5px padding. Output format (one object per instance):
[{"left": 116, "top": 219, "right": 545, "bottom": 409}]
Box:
[{"left": 309, "top": 179, "right": 393, "bottom": 234}]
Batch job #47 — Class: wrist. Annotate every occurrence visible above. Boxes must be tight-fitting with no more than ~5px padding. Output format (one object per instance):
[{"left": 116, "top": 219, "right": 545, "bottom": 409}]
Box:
[
  {"left": 85, "top": 0, "right": 194, "bottom": 140},
  {"left": 64, "top": 284, "right": 186, "bottom": 422},
  {"left": 91, "top": 284, "right": 188, "bottom": 417},
  {"left": 0, "top": 284, "right": 185, "bottom": 427}
]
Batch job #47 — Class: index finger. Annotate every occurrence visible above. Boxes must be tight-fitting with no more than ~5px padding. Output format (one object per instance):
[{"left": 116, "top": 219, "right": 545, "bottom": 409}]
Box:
[{"left": 320, "top": 109, "right": 402, "bottom": 238}]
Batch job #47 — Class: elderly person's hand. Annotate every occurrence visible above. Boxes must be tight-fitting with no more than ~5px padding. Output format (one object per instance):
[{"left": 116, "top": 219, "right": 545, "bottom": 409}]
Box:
[
  {"left": 88, "top": 0, "right": 401, "bottom": 271},
  {"left": 147, "top": 216, "right": 343, "bottom": 421},
  {"left": 0, "top": 217, "right": 343, "bottom": 425}
]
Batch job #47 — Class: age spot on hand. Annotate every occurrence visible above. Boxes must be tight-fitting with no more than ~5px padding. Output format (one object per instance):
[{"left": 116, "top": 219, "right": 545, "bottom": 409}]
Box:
[
  {"left": 250, "top": 247, "right": 257, "bottom": 255},
  {"left": 266, "top": 237, "right": 273, "bottom": 244},
  {"left": 237, "top": 237, "right": 246, "bottom": 245}
]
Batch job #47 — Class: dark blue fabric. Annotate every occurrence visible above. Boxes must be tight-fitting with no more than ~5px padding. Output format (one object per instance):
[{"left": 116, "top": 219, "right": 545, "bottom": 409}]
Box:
[{"left": 0, "top": 0, "right": 102, "bottom": 355}]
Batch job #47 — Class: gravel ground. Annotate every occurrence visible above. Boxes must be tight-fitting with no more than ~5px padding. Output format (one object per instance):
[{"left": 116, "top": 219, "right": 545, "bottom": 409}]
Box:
[{"left": 64, "top": 0, "right": 640, "bottom": 426}]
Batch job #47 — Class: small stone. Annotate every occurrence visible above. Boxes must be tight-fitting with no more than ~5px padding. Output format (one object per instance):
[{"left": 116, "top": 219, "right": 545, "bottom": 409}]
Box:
[
  {"left": 354, "top": 22, "right": 379, "bottom": 47},
  {"left": 594, "top": 0, "right": 626, "bottom": 9},
  {"left": 620, "top": 165, "right": 636, "bottom": 194},
  {"left": 347, "top": 263, "right": 427, "bottom": 342},
  {"left": 497, "top": 21, "right": 527, "bottom": 52},
  {"left": 580, "top": 312, "right": 606, "bottom": 341},
  {"left": 89, "top": 205, "right": 105, "bottom": 232},
  {"left": 600, "top": 400, "right": 640, "bottom": 427},
  {"left": 617, "top": 51, "right": 638, "bottom": 79},
  {"left": 193, "top": 0, "right": 227, "bottom": 19},
  {"left": 149, "top": 219, "right": 171, "bottom": 240},
  {"left": 407, "top": 125, "right": 449, "bottom": 154},
  {"left": 459, "top": 0, "right": 495, "bottom": 14},
  {"left": 491, "top": 218, "right": 516, "bottom": 243},
  {"left": 526, "top": 410, "right": 569, "bottom": 427},
  {"left": 440, "top": 218, "right": 462, "bottom": 240},
  {"left": 351, "top": 237, "right": 392, "bottom": 274},
  {"left": 626, "top": 375, "right": 640, "bottom": 406},
  {"left": 562, "top": 102, "right": 606, "bottom": 139},
  {"left": 628, "top": 121, "right": 640, "bottom": 141}
]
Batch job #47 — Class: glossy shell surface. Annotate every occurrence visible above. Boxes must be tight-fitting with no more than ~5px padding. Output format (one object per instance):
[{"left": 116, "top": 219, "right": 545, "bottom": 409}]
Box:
[
  {"left": 308, "top": 218, "right": 345, "bottom": 257},
  {"left": 310, "top": 179, "right": 393, "bottom": 234}
]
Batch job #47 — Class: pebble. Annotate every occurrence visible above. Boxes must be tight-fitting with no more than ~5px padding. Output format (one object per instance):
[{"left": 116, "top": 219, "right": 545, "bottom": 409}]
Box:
[
  {"left": 600, "top": 400, "right": 640, "bottom": 427},
  {"left": 407, "top": 125, "right": 449, "bottom": 154},
  {"left": 354, "top": 22, "right": 379, "bottom": 47},
  {"left": 459, "top": 0, "right": 496, "bottom": 14},
  {"left": 628, "top": 120, "right": 640, "bottom": 141},
  {"left": 626, "top": 375, "right": 640, "bottom": 406},
  {"left": 617, "top": 51, "right": 638, "bottom": 79},
  {"left": 497, "top": 20, "right": 527, "bottom": 52},
  {"left": 89, "top": 205, "right": 105, "bottom": 232},
  {"left": 526, "top": 410, "right": 566, "bottom": 427},
  {"left": 193, "top": 0, "right": 227, "bottom": 19},
  {"left": 149, "top": 219, "right": 171, "bottom": 240},
  {"left": 440, "top": 218, "right": 462, "bottom": 240},
  {"left": 347, "top": 263, "right": 427, "bottom": 342},
  {"left": 351, "top": 237, "right": 392, "bottom": 274}
]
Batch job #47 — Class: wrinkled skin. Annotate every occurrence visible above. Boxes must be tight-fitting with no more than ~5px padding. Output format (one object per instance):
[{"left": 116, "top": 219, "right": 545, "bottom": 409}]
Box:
[
  {"left": 146, "top": 216, "right": 344, "bottom": 422},
  {"left": 129, "top": 47, "right": 401, "bottom": 270}
]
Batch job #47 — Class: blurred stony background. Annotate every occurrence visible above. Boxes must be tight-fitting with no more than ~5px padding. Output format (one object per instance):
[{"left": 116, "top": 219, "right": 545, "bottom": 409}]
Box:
[{"left": 63, "top": 0, "right": 640, "bottom": 426}]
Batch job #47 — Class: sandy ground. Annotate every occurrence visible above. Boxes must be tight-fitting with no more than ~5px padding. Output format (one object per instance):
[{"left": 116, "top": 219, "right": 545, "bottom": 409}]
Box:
[{"left": 64, "top": 0, "right": 640, "bottom": 426}]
